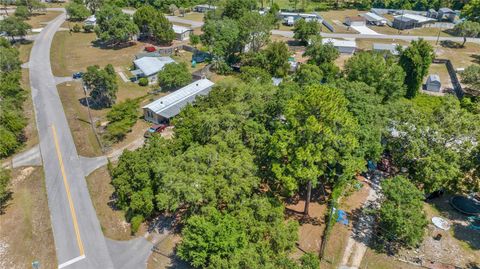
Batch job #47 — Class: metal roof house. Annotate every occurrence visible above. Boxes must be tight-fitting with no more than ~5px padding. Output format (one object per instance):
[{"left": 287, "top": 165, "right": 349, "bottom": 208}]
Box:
[
  {"left": 172, "top": 25, "right": 192, "bottom": 41},
  {"left": 322, "top": 38, "right": 357, "bottom": 54},
  {"left": 143, "top": 78, "right": 215, "bottom": 123},
  {"left": 392, "top": 13, "right": 435, "bottom": 29},
  {"left": 132, "top": 57, "right": 175, "bottom": 84},
  {"left": 363, "top": 12, "right": 388, "bottom": 26},
  {"left": 426, "top": 74, "right": 441, "bottom": 92}
]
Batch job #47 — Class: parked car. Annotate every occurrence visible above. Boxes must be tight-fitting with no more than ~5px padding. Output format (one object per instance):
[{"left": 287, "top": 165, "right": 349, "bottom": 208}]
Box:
[
  {"left": 145, "top": 46, "right": 156, "bottom": 52},
  {"left": 144, "top": 124, "right": 167, "bottom": 138},
  {"left": 72, "top": 72, "right": 83, "bottom": 79}
]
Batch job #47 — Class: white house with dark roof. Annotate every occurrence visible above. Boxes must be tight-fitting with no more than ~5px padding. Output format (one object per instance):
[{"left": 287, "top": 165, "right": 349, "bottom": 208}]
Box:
[
  {"left": 132, "top": 56, "right": 175, "bottom": 84},
  {"left": 143, "top": 78, "right": 215, "bottom": 123}
]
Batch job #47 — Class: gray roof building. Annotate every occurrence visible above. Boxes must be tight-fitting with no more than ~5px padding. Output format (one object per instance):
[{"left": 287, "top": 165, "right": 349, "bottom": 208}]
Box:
[
  {"left": 143, "top": 79, "right": 215, "bottom": 122},
  {"left": 426, "top": 74, "right": 441, "bottom": 92},
  {"left": 133, "top": 57, "right": 175, "bottom": 77}
]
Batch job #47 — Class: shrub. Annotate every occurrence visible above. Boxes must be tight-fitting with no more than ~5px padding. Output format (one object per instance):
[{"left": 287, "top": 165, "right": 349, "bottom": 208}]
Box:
[
  {"left": 14, "top": 6, "right": 30, "bottom": 20},
  {"left": 72, "top": 24, "right": 81, "bottom": 32},
  {"left": 138, "top": 77, "right": 148, "bottom": 86},
  {"left": 104, "top": 99, "right": 139, "bottom": 142},
  {"left": 130, "top": 215, "right": 144, "bottom": 234},
  {"left": 83, "top": 24, "right": 94, "bottom": 33},
  {"left": 0, "top": 168, "right": 11, "bottom": 213}
]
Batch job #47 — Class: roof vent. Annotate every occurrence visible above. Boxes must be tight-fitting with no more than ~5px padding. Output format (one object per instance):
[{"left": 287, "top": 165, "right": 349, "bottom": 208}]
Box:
[{"left": 196, "top": 83, "right": 199, "bottom": 86}]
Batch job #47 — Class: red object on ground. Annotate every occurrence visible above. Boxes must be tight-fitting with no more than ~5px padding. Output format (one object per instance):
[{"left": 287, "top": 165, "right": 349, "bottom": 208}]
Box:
[{"left": 145, "top": 46, "right": 156, "bottom": 52}]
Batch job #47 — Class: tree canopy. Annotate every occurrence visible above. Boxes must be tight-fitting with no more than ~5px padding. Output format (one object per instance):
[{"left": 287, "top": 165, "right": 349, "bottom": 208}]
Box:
[
  {"left": 157, "top": 62, "right": 192, "bottom": 91},
  {"left": 378, "top": 176, "right": 427, "bottom": 251},
  {"left": 66, "top": 2, "right": 91, "bottom": 21},
  {"left": 386, "top": 95, "right": 480, "bottom": 193},
  {"left": 0, "top": 38, "right": 27, "bottom": 158},
  {"left": 399, "top": 39, "right": 434, "bottom": 99},
  {"left": 133, "top": 6, "right": 175, "bottom": 45},
  {"left": 293, "top": 18, "right": 320, "bottom": 45},
  {"left": 344, "top": 51, "right": 406, "bottom": 102},
  {"left": 0, "top": 16, "right": 31, "bottom": 41},
  {"left": 94, "top": 5, "right": 138, "bottom": 45},
  {"left": 461, "top": 64, "right": 480, "bottom": 94},
  {"left": 83, "top": 64, "right": 118, "bottom": 108}
]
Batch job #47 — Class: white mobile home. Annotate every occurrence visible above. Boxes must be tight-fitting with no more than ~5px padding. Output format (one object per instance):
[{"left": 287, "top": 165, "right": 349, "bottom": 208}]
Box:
[
  {"left": 322, "top": 38, "right": 357, "bottom": 54},
  {"left": 143, "top": 79, "right": 215, "bottom": 123}
]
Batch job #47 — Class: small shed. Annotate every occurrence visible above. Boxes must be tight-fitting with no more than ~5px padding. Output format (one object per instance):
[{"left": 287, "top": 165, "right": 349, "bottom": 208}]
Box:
[
  {"left": 172, "top": 25, "right": 192, "bottom": 41},
  {"left": 133, "top": 56, "right": 175, "bottom": 84},
  {"left": 143, "top": 78, "right": 215, "bottom": 123},
  {"left": 426, "top": 74, "right": 441, "bottom": 92},
  {"left": 363, "top": 12, "right": 387, "bottom": 26},
  {"left": 344, "top": 16, "right": 366, "bottom": 26},
  {"left": 322, "top": 38, "right": 357, "bottom": 54}
]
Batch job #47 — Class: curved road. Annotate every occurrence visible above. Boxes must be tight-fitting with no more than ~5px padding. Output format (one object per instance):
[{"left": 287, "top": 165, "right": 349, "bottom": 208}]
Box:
[{"left": 29, "top": 11, "right": 152, "bottom": 269}]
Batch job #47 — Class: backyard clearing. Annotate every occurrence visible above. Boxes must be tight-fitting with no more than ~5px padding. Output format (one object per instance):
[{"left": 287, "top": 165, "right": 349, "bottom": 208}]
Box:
[
  {"left": 0, "top": 167, "right": 56, "bottom": 269},
  {"left": 397, "top": 195, "right": 480, "bottom": 268}
]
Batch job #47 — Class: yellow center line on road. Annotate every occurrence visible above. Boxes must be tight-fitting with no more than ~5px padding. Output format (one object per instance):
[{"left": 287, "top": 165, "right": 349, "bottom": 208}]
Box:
[{"left": 51, "top": 125, "right": 85, "bottom": 257}]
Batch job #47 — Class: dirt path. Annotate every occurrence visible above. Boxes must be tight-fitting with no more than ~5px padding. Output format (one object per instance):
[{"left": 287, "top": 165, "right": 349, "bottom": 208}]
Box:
[{"left": 339, "top": 173, "right": 382, "bottom": 269}]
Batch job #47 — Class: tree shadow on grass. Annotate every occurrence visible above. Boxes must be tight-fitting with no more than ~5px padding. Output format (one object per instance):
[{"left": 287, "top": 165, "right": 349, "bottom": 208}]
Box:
[
  {"left": 79, "top": 96, "right": 108, "bottom": 110},
  {"left": 440, "top": 40, "right": 464, "bottom": 49},
  {"left": 471, "top": 54, "right": 480, "bottom": 64},
  {"left": 0, "top": 191, "right": 13, "bottom": 215},
  {"left": 91, "top": 39, "right": 137, "bottom": 51}
]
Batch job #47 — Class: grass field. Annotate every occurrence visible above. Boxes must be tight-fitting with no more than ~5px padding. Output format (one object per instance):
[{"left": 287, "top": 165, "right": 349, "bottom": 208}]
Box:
[
  {"left": 0, "top": 167, "right": 56, "bottom": 269},
  {"left": 26, "top": 11, "right": 62, "bottom": 29},
  {"left": 181, "top": 12, "right": 204, "bottom": 22},
  {"left": 86, "top": 166, "right": 133, "bottom": 240}
]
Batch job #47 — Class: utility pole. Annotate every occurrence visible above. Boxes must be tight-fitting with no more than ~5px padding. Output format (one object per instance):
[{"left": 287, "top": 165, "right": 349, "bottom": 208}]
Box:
[{"left": 82, "top": 82, "right": 105, "bottom": 153}]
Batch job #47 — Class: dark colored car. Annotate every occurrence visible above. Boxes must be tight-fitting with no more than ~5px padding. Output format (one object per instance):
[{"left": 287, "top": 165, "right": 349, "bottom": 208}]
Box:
[
  {"left": 144, "top": 124, "right": 167, "bottom": 138},
  {"left": 72, "top": 72, "right": 83, "bottom": 79}
]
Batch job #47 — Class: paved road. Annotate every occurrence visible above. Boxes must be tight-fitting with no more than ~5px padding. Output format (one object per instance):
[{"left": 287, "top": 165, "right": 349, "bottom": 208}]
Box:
[
  {"left": 272, "top": 29, "right": 480, "bottom": 44},
  {"left": 29, "top": 12, "right": 114, "bottom": 269}
]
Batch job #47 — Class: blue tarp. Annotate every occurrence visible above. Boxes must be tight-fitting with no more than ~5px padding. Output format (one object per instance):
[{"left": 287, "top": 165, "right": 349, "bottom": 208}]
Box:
[{"left": 336, "top": 209, "right": 349, "bottom": 225}]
